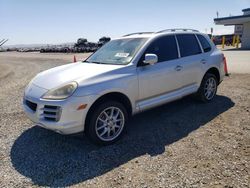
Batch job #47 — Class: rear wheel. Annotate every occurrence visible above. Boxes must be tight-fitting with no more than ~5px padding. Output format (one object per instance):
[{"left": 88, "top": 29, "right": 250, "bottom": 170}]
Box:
[
  {"left": 86, "top": 101, "right": 128, "bottom": 145},
  {"left": 196, "top": 73, "right": 218, "bottom": 102}
]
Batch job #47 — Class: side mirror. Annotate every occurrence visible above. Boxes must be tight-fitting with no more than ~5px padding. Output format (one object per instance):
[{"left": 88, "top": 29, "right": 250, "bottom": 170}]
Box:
[{"left": 143, "top": 54, "right": 158, "bottom": 65}]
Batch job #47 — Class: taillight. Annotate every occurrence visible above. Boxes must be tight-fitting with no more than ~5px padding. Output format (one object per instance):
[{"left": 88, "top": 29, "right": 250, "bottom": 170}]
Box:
[{"left": 223, "top": 54, "right": 229, "bottom": 76}]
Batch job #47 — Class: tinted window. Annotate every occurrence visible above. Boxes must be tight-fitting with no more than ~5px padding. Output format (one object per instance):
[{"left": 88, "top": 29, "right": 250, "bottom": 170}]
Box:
[
  {"left": 176, "top": 34, "right": 202, "bottom": 57},
  {"left": 143, "top": 35, "right": 178, "bottom": 63},
  {"left": 197, "top": 35, "right": 211, "bottom": 52}
]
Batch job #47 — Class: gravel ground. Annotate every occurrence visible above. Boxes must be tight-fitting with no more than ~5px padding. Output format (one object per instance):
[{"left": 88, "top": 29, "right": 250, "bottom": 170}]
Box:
[{"left": 0, "top": 52, "right": 249, "bottom": 188}]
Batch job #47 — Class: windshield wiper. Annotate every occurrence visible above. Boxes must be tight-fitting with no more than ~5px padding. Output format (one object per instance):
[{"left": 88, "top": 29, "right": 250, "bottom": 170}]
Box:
[{"left": 84, "top": 60, "right": 104, "bottom": 64}]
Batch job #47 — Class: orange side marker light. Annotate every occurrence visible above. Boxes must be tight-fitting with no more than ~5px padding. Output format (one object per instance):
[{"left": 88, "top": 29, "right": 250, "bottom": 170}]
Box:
[{"left": 77, "top": 104, "right": 87, "bottom": 110}]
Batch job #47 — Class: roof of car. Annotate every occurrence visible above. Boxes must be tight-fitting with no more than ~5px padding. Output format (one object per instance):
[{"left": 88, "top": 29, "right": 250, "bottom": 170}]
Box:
[{"left": 118, "top": 29, "right": 202, "bottom": 39}]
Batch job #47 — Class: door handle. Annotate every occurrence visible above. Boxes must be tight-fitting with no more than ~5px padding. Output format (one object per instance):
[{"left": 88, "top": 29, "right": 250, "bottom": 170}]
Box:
[
  {"left": 201, "top": 59, "right": 207, "bottom": 64},
  {"left": 175, "top": 65, "right": 182, "bottom": 71}
]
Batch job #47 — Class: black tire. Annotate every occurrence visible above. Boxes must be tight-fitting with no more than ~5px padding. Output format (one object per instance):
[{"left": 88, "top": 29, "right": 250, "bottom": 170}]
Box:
[
  {"left": 85, "top": 101, "right": 128, "bottom": 145},
  {"left": 196, "top": 73, "right": 218, "bottom": 102}
]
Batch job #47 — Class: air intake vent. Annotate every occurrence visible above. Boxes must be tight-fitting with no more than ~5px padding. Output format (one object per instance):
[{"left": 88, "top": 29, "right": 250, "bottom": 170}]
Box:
[
  {"left": 25, "top": 100, "right": 37, "bottom": 112},
  {"left": 42, "top": 105, "right": 61, "bottom": 122}
]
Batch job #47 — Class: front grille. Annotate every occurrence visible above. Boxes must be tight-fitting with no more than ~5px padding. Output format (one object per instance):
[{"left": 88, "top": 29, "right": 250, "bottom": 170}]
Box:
[
  {"left": 25, "top": 100, "right": 37, "bottom": 112},
  {"left": 42, "top": 105, "right": 61, "bottom": 122}
]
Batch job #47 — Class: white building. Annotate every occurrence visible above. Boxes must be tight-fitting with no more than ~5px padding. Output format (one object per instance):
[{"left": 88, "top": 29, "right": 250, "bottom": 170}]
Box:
[{"left": 214, "top": 8, "right": 250, "bottom": 49}]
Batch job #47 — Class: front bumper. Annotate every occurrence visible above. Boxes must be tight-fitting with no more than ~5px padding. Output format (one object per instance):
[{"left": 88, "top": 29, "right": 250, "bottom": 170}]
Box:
[{"left": 23, "top": 92, "right": 95, "bottom": 135}]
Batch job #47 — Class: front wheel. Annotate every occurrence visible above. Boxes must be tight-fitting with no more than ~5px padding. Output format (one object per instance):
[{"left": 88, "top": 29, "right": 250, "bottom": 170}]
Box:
[
  {"left": 196, "top": 73, "right": 218, "bottom": 102},
  {"left": 86, "top": 101, "right": 128, "bottom": 145}
]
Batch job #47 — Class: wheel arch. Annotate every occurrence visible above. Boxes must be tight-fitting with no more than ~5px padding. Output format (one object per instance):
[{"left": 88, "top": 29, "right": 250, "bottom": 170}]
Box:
[
  {"left": 85, "top": 92, "right": 133, "bottom": 130},
  {"left": 204, "top": 67, "right": 220, "bottom": 84}
]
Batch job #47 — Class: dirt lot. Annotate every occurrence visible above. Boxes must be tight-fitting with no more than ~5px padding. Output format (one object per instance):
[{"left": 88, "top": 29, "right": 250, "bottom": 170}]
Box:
[{"left": 0, "top": 52, "right": 249, "bottom": 187}]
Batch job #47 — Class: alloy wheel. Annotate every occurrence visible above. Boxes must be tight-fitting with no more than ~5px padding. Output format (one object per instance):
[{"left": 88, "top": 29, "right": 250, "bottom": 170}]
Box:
[
  {"left": 95, "top": 107, "right": 125, "bottom": 141},
  {"left": 204, "top": 77, "right": 217, "bottom": 100}
]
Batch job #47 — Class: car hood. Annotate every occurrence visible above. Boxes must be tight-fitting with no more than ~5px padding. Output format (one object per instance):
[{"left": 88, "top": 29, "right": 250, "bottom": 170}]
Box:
[{"left": 32, "top": 62, "right": 126, "bottom": 90}]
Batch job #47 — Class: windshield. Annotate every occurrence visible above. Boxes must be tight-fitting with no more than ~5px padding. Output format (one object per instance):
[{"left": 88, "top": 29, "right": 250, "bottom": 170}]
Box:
[{"left": 85, "top": 38, "right": 148, "bottom": 65}]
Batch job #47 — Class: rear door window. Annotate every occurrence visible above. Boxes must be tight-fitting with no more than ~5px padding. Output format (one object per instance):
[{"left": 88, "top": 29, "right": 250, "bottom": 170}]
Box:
[
  {"left": 176, "top": 34, "right": 202, "bottom": 57},
  {"left": 197, "top": 34, "right": 212, "bottom": 52}
]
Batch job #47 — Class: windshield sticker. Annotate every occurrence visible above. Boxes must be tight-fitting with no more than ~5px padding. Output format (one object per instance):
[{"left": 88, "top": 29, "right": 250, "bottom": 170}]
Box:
[{"left": 115, "top": 52, "right": 130, "bottom": 58}]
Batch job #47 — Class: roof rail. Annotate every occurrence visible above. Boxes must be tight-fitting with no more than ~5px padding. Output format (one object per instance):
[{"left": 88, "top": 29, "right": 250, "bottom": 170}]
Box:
[
  {"left": 157, "top": 28, "right": 199, "bottom": 33},
  {"left": 123, "top": 32, "right": 154, "bottom": 37}
]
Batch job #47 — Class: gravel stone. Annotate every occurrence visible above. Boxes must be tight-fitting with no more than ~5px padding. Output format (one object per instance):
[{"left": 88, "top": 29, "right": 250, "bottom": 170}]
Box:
[{"left": 0, "top": 52, "right": 249, "bottom": 187}]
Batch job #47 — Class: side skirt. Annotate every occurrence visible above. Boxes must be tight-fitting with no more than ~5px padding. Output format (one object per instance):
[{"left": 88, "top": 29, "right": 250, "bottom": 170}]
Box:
[{"left": 136, "top": 84, "right": 199, "bottom": 112}]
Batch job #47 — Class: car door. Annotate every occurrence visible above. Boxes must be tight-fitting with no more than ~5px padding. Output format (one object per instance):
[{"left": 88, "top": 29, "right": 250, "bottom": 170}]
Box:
[
  {"left": 137, "top": 35, "right": 182, "bottom": 101},
  {"left": 175, "top": 34, "right": 204, "bottom": 89}
]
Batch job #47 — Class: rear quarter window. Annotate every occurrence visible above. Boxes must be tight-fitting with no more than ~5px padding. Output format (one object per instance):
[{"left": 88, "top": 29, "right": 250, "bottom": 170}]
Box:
[
  {"left": 176, "top": 34, "right": 202, "bottom": 57},
  {"left": 197, "top": 34, "right": 212, "bottom": 52}
]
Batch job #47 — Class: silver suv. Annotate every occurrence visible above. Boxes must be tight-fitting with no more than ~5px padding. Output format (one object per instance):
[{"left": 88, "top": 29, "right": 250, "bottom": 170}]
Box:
[{"left": 23, "top": 29, "right": 226, "bottom": 145}]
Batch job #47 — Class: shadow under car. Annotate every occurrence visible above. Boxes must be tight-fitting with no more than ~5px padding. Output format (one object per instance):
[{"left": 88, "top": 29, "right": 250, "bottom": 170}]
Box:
[{"left": 11, "top": 95, "right": 234, "bottom": 187}]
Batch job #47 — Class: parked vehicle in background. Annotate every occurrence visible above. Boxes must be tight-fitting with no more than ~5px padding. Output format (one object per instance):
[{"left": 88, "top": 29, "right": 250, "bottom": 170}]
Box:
[
  {"left": 23, "top": 29, "right": 227, "bottom": 145},
  {"left": 40, "top": 37, "right": 109, "bottom": 53},
  {"left": 212, "top": 34, "right": 241, "bottom": 46},
  {"left": 40, "top": 46, "right": 72, "bottom": 53},
  {"left": 74, "top": 38, "right": 88, "bottom": 52},
  {"left": 18, "top": 48, "right": 38, "bottom": 52}
]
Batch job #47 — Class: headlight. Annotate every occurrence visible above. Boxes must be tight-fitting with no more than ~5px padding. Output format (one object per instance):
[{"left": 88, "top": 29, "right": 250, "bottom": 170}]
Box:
[{"left": 42, "top": 82, "right": 78, "bottom": 100}]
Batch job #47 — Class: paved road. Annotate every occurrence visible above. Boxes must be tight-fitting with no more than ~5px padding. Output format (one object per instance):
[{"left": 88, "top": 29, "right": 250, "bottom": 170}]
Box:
[{"left": 223, "top": 49, "right": 250, "bottom": 74}]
